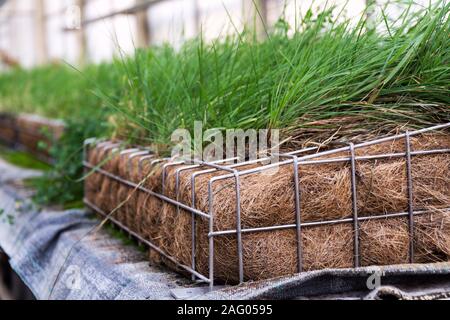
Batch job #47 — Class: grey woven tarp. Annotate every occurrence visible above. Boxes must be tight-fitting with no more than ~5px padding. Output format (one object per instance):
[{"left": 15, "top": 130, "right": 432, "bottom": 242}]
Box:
[{"left": 1, "top": 157, "right": 450, "bottom": 300}]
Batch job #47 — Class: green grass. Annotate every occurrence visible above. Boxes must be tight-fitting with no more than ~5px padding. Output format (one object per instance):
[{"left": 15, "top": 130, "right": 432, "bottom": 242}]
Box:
[
  {"left": 0, "top": 146, "right": 51, "bottom": 171},
  {"left": 106, "top": 1, "right": 449, "bottom": 152}
]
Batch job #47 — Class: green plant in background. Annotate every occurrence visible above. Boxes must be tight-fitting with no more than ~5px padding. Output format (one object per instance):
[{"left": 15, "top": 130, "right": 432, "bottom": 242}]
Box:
[
  {"left": 0, "top": 62, "right": 121, "bottom": 119},
  {"left": 0, "top": 146, "right": 51, "bottom": 171},
  {"left": 0, "top": 62, "right": 121, "bottom": 207},
  {"left": 30, "top": 115, "right": 111, "bottom": 207}
]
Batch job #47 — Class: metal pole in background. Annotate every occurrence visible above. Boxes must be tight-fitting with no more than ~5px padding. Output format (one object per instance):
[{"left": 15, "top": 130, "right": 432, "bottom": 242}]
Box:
[
  {"left": 35, "top": 0, "right": 48, "bottom": 64},
  {"left": 366, "top": 0, "right": 377, "bottom": 29},
  {"left": 242, "top": 0, "right": 268, "bottom": 40},
  {"left": 6, "top": 1, "right": 16, "bottom": 64},
  {"left": 193, "top": 0, "right": 201, "bottom": 36},
  {"left": 76, "top": 0, "right": 87, "bottom": 65},
  {"left": 135, "top": 0, "right": 150, "bottom": 47}
]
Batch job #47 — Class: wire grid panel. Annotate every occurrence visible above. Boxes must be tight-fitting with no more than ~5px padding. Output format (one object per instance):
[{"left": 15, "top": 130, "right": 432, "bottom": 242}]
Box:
[{"left": 83, "top": 122, "right": 450, "bottom": 289}]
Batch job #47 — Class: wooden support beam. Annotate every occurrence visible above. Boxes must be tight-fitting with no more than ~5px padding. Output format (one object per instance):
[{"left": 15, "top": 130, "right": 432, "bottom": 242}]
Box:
[
  {"left": 193, "top": 0, "right": 201, "bottom": 36},
  {"left": 76, "top": 0, "right": 87, "bottom": 65},
  {"left": 135, "top": 0, "right": 150, "bottom": 47},
  {"left": 35, "top": 0, "right": 48, "bottom": 64},
  {"left": 242, "top": 0, "right": 268, "bottom": 40},
  {"left": 244, "top": 0, "right": 268, "bottom": 39}
]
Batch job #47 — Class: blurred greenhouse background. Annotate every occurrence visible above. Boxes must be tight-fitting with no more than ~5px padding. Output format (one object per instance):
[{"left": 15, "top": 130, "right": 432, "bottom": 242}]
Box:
[{"left": 0, "top": 0, "right": 434, "bottom": 68}]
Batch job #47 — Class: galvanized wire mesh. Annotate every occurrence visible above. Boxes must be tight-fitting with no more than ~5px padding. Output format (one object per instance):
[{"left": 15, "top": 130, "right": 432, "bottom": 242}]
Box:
[{"left": 83, "top": 122, "right": 450, "bottom": 289}]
